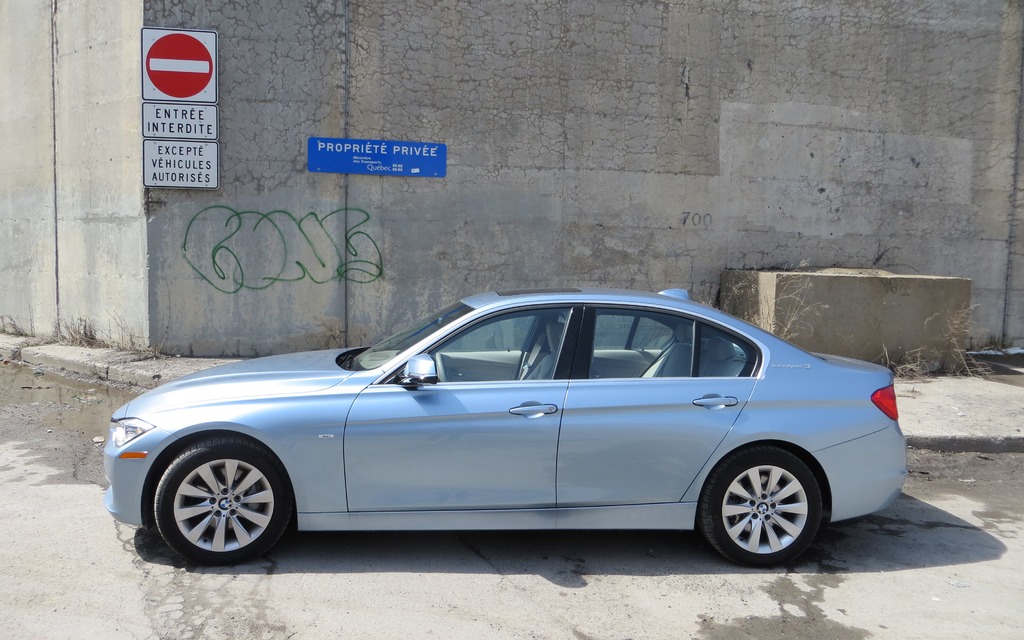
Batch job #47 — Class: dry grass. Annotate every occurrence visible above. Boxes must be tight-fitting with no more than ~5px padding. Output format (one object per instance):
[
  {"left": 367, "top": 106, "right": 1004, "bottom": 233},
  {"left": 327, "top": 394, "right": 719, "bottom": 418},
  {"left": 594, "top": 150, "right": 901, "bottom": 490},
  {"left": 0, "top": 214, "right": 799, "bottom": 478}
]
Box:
[
  {"left": 52, "top": 316, "right": 161, "bottom": 358},
  {"left": 315, "top": 316, "right": 347, "bottom": 349},
  {"left": 720, "top": 270, "right": 827, "bottom": 342},
  {"left": 882, "top": 304, "right": 991, "bottom": 379},
  {"left": 54, "top": 318, "right": 102, "bottom": 347},
  {"left": 1, "top": 315, "right": 26, "bottom": 336},
  {"left": 765, "top": 275, "right": 828, "bottom": 342},
  {"left": 108, "top": 313, "right": 161, "bottom": 357},
  {"left": 880, "top": 345, "right": 930, "bottom": 380}
]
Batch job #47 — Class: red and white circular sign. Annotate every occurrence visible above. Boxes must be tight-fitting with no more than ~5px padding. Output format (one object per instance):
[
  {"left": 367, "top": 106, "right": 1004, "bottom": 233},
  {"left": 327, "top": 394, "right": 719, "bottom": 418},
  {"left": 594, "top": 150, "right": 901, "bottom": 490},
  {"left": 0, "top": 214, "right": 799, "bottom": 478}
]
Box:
[{"left": 142, "top": 28, "right": 217, "bottom": 103}]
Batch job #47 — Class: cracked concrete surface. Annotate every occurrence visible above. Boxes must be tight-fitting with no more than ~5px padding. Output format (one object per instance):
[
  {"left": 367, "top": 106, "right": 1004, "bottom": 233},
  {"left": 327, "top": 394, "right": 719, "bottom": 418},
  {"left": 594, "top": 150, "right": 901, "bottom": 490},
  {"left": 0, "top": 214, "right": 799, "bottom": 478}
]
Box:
[{"left": 0, "top": 363, "right": 1022, "bottom": 638}]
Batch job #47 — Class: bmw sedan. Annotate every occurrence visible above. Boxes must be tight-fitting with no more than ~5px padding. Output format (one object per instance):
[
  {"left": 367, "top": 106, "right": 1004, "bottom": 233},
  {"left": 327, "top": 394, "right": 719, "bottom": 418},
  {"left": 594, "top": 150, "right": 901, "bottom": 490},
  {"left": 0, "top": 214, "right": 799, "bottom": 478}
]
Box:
[{"left": 104, "top": 288, "right": 906, "bottom": 566}]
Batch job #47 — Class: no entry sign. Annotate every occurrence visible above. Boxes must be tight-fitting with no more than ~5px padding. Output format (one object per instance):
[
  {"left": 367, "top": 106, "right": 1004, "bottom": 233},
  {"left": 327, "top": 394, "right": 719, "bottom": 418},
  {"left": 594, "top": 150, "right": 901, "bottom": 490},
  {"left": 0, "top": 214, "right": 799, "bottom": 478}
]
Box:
[
  {"left": 142, "top": 28, "right": 217, "bottom": 103},
  {"left": 141, "top": 27, "right": 219, "bottom": 189}
]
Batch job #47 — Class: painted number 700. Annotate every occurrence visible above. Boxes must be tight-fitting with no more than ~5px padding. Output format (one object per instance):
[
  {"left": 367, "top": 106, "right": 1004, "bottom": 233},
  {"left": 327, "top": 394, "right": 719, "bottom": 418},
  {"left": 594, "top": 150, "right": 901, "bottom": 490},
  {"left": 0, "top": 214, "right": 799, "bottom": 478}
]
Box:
[{"left": 681, "top": 211, "right": 712, "bottom": 227}]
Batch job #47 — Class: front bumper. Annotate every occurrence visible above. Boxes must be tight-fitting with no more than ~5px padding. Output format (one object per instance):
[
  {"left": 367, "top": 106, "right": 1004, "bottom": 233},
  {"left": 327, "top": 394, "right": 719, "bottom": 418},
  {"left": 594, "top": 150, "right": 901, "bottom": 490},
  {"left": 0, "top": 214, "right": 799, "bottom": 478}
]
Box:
[{"left": 102, "top": 429, "right": 168, "bottom": 527}]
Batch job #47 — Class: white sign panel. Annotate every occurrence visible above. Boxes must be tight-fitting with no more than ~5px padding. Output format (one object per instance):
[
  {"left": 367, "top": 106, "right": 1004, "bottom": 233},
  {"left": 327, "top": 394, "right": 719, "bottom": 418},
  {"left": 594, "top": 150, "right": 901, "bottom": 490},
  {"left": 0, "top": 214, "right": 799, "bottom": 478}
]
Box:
[
  {"left": 143, "top": 140, "right": 219, "bottom": 189},
  {"left": 143, "top": 103, "right": 218, "bottom": 140},
  {"left": 142, "top": 28, "right": 218, "bottom": 103}
]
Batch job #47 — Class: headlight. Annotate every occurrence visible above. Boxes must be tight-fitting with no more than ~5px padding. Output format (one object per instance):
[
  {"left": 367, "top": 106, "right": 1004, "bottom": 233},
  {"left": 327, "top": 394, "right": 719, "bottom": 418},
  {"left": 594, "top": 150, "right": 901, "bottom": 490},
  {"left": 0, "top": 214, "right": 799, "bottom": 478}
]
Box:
[{"left": 110, "top": 418, "right": 156, "bottom": 447}]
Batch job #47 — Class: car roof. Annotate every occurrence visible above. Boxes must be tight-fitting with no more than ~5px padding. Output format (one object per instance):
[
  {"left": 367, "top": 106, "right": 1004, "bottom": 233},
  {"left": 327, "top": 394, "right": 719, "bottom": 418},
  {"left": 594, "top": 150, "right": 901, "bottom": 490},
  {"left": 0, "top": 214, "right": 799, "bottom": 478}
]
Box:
[{"left": 460, "top": 288, "right": 707, "bottom": 313}]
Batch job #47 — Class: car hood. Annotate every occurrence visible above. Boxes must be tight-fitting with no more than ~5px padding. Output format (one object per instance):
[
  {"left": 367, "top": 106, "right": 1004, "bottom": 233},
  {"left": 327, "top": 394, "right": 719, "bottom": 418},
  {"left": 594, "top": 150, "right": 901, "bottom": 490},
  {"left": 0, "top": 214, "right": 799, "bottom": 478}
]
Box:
[{"left": 116, "top": 349, "right": 355, "bottom": 419}]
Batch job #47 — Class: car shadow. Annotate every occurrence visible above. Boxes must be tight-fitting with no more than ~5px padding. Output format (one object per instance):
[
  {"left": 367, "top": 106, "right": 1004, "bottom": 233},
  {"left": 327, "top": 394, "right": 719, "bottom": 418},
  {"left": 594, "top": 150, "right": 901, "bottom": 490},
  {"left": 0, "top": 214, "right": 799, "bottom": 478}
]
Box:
[{"left": 132, "top": 493, "right": 1006, "bottom": 585}]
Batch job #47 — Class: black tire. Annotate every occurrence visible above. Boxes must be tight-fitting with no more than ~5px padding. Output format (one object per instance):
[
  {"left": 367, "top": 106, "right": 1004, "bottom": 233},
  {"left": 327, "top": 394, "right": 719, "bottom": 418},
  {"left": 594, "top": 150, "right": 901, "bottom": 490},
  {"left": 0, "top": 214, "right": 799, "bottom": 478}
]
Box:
[
  {"left": 698, "top": 446, "right": 822, "bottom": 566},
  {"left": 154, "top": 436, "right": 293, "bottom": 565}
]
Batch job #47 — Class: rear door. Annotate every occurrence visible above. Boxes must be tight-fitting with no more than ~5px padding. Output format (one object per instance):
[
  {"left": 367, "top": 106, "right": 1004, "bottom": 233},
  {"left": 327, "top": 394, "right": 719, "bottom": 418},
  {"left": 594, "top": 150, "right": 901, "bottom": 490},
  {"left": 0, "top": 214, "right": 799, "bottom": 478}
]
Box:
[{"left": 556, "top": 306, "right": 759, "bottom": 506}]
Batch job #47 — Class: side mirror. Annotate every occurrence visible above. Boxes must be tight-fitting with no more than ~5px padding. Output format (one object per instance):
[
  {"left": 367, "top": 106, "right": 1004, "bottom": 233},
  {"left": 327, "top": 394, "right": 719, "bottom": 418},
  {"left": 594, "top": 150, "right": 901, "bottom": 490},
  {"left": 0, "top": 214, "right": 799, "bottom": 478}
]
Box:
[{"left": 399, "top": 354, "right": 438, "bottom": 387}]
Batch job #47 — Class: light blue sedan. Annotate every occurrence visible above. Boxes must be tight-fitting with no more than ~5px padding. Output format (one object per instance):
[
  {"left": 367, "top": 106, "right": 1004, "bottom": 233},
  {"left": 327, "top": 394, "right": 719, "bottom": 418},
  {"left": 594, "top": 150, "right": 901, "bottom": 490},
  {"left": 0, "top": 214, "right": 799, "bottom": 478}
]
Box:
[{"left": 104, "top": 288, "right": 906, "bottom": 566}]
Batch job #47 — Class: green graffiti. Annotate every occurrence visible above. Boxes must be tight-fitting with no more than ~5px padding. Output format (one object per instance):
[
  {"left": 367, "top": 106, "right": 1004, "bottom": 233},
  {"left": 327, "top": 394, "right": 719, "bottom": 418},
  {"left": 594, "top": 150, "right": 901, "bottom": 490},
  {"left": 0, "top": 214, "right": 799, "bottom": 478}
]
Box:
[{"left": 184, "top": 206, "right": 383, "bottom": 293}]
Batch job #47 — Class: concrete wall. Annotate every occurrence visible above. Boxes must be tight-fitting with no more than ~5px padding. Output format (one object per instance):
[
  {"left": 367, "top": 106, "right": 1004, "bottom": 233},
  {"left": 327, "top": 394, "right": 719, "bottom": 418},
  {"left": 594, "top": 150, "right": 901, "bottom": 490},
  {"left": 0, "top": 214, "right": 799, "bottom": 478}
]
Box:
[
  {"left": 1, "top": 1, "right": 147, "bottom": 343},
  {"left": 3, "top": 1, "right": 1024, "bottom": 355},
  {"left": 0, "top": 1, "right": 58, "bottom": 336},
  {"left": 54, "top": 1, "right": 149, "bottom": 345},
  {"left": 349, "top": 0, "right": 1024, "bottom": 349},
  {"left": 142, "top": 1, "right": 349, "bottom": 355}
]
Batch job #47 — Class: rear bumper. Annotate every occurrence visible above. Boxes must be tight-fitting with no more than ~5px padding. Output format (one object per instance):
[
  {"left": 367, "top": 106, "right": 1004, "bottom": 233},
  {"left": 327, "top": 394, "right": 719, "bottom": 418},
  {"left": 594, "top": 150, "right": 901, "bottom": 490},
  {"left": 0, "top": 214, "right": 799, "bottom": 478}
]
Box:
[{"left": 817, "top": 422, "right": 907, "bottom": 522}]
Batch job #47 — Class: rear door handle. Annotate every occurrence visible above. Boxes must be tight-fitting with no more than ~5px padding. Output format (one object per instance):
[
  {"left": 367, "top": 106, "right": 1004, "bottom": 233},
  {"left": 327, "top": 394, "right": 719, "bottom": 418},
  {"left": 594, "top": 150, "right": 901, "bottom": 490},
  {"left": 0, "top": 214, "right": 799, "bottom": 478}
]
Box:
[
  {"left": 692, "top": 395, "right": 739, "bottom": 408},
  {"left": 509, "top": 404, "right": 559, "bottom": 418}
]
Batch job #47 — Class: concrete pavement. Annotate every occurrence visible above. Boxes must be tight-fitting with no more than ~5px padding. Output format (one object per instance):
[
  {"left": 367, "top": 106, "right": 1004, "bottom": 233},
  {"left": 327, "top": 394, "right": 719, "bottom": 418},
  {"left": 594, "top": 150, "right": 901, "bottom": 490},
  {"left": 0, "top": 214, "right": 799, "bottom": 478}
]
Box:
[{"left": 2, "top": 333, "right": 1023, "bottom": 453}]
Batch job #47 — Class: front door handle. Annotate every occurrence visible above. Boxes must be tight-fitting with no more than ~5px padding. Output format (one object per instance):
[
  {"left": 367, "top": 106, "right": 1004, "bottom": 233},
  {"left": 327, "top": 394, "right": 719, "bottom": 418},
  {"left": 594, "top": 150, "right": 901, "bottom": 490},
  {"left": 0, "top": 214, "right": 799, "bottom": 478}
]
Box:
[
  {"left": 509, "top": 403, "right": 559, "bottom": 418},
  {"left": 692, "top": 395, "right": 739, "bottom": 409}
]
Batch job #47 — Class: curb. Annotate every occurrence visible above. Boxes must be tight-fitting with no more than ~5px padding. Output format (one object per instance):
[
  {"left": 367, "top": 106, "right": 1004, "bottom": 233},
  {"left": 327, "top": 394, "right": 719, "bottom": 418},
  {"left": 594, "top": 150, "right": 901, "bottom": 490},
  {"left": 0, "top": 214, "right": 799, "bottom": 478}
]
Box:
[
  {"left": 906, "top": 435, "right": 1024, "bottom": 454},
  {"left": 18, "top": 346, "right": 165, "bottom": 388},
  {"left": 0, "top": 337, "right": 239, "bottom": 390}
]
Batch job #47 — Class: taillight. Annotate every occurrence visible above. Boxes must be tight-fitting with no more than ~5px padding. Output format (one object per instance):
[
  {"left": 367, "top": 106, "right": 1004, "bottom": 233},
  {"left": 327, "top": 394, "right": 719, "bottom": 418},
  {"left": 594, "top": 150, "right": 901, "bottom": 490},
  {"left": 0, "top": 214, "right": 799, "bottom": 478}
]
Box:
[{"left": 871, "top": 385, "right": 899, "bottom": 421}]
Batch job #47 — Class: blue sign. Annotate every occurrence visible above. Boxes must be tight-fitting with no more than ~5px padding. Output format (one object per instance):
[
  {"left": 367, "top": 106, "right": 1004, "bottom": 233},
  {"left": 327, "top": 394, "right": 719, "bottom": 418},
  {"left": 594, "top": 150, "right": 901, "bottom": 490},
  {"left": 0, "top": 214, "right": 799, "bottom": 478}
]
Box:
[{"left": 308, "top": 137, "right": 447, "bottom": 178}]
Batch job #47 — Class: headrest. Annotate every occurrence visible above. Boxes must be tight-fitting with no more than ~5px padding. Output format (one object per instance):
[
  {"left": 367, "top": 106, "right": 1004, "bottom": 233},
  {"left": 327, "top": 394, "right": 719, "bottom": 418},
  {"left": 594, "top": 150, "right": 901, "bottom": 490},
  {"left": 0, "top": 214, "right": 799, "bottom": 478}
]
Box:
[
  {"left": 674, "top": 322, "right": 693, "bottom": 342},
  {"left": 705, "top": 336, "right": 737, "bottom": 362},
  {"left": 546, "top": 316, "right": 566, "bottom": 349}
]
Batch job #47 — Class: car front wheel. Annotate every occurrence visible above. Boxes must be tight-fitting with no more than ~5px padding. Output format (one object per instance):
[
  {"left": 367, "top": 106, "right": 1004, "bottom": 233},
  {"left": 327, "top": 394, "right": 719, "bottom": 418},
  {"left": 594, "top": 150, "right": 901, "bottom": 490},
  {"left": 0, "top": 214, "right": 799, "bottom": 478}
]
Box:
[
  {"left": 698, "top": 446, "right": 822, "bottom": 566},
  {"left": 154, "top": 436, "right": 293, "bottom": 565}
]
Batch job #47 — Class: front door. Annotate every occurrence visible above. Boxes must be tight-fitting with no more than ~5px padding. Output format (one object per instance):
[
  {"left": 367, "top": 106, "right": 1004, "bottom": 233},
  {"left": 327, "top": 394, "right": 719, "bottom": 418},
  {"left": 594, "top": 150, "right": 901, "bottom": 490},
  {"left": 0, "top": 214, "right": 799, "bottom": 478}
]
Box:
[{"left": 344, "top": 306, "right": 574, "bottom": 512}]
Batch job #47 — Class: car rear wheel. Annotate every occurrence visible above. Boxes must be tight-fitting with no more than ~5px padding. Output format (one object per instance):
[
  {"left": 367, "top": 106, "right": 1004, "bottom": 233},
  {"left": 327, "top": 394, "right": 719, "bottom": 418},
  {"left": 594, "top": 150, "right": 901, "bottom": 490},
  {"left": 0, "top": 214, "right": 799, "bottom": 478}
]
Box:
[
  {"left": 154, "top": 436, "right": 293, "bottom": 565},
  {"left": 698, "top": 446, "right": 822, "bottom": 566}
]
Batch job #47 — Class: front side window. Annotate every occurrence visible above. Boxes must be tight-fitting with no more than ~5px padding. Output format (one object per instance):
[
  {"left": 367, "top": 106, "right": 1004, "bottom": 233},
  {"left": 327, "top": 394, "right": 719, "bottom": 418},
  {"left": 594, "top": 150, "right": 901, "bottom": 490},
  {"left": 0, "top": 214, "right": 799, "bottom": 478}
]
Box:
[{"left": 430, "top": 308, "right": 571, "bottom": 382}]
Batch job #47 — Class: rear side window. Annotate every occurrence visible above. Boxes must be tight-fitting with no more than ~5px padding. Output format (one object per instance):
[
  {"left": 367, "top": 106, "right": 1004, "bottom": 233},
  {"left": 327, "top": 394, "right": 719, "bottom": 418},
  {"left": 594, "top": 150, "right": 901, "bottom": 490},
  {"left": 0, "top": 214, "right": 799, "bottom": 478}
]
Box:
[
  {"left": 582, "top": 308, "right": 759, "bottom": 379},
  {"left": 697, "top": 323, "right": 758, "bottom": 377},
  {"left": 589, "top": 309, "right": 694, "bottom": 378}
]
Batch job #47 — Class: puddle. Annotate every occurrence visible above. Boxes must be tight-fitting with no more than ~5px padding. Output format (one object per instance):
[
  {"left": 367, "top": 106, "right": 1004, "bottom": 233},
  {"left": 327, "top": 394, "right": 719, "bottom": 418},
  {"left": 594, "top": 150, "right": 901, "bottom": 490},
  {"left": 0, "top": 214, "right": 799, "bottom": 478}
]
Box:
[{"left": 0, "top": 363, "right": 141, "bottom": 440}]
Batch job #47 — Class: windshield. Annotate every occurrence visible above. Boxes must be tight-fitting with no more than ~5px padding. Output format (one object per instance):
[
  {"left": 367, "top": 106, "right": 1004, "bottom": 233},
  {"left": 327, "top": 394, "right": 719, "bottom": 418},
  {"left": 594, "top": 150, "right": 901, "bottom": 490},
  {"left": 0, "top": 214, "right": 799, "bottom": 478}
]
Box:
[{"left": 344, "top": 302, "right": 473, "bottom": 371}]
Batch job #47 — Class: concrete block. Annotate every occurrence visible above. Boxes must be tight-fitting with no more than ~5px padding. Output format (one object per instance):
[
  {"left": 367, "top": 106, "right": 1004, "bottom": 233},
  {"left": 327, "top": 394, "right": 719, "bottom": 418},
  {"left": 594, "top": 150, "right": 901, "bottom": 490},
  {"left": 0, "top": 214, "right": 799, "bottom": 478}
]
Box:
[{"left": 720, "top": 268, "right": 971, "bottom": 372}]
